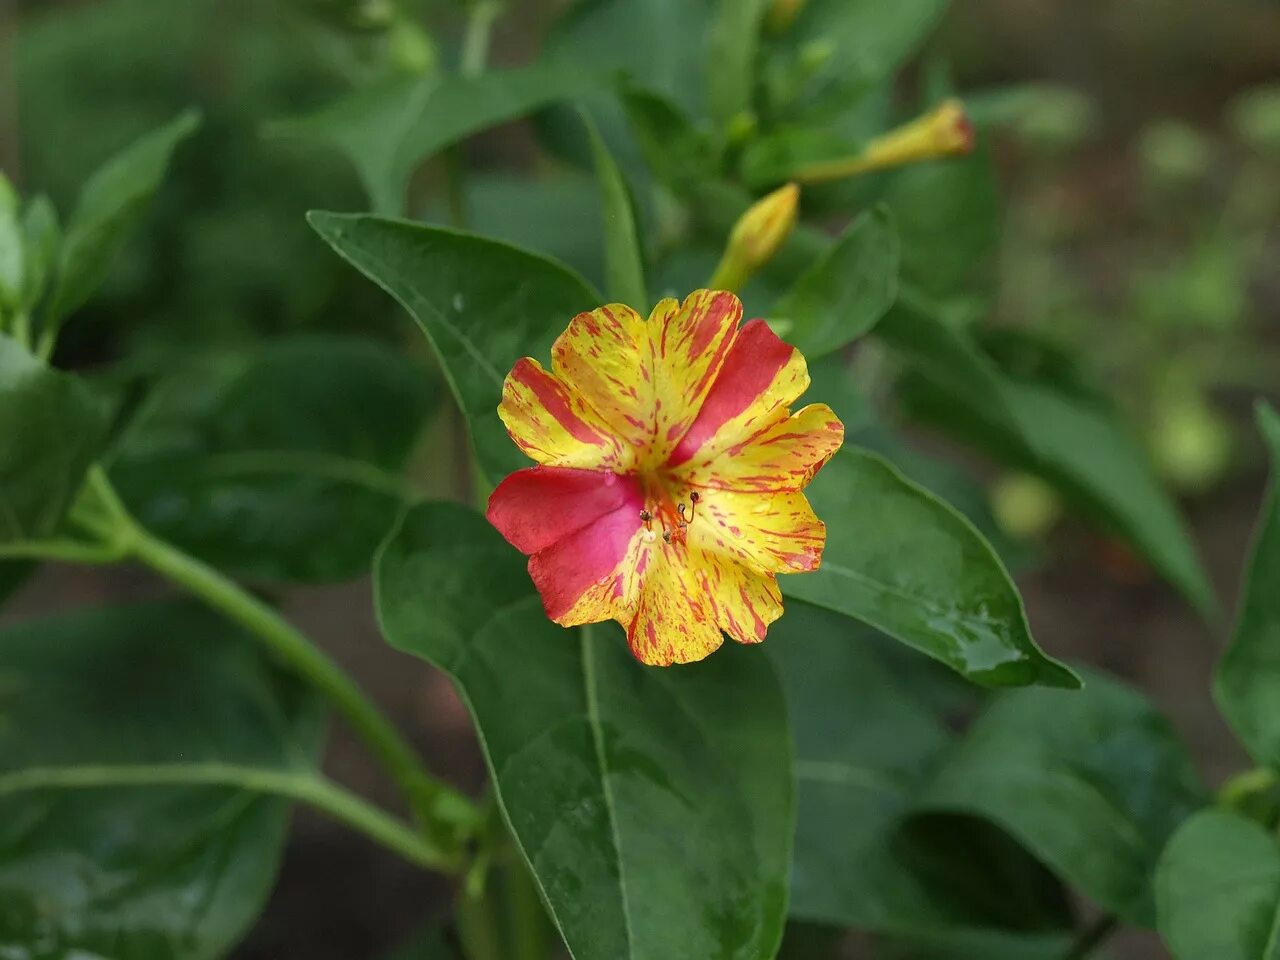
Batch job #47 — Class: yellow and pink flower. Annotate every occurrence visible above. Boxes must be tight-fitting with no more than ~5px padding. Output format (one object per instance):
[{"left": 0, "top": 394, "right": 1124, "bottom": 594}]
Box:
[{"left": 486, "top": 290, "right": 843, "bottom": 666}]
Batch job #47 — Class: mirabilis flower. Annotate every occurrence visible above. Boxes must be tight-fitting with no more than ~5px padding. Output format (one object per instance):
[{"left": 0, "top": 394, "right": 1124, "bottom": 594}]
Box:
[{"left": 486, "top": 290, "right": 844, "bottom": 666}]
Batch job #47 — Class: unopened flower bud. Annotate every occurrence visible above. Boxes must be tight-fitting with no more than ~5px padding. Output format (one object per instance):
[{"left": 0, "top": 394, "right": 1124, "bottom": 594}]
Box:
[
  {"left": 709, "top": 183, "right": 800, "bottom": 292},
  {"left": 767, "top": 0, "right": 808, "bottom": 33},
  {"left": 794, "top": 99, "right": 975, "bottom": 184}
]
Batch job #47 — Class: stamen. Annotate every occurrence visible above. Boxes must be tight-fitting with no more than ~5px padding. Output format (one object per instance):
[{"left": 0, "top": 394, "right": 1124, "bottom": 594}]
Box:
[
  {"left": 640, "top": 509, "right": 653, "bottom": 531},
  {"left": 688, "top": 491, "right": 700, "bottom": 521}
]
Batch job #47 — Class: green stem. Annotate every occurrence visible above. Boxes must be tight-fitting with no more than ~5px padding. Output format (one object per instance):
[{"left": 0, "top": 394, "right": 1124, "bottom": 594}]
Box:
[
  {"left": 0, "top": 536, "right": 126, "bottom": 565},
  {"left": 457, "top": 878, "right": 506, "bottom": 960},
  {"left": 1063, "top": 914, "right": 1118, "bottom": 960},
  {"left": 460, "top": 0, "right": 500, "bottom": 78},
  {"left": 68, "top": 469, "right": 477, "bottom": 857},
  {"left": 0, "top": 763, "right": 453, "bottom": 871}
]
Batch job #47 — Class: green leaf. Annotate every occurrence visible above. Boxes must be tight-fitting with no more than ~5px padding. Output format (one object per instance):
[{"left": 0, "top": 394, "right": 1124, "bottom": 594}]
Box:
[
  {"left": 619, "top": 88, "right": 720, "bottom": 193},
  {"left": 1215, "top": 404, "right": 1280, "bottom": 769},
  {"left": 19, "top": 194, "right": 60, "bottom": 312},
  {"left": 919, "top": 669, "right": 1207, "bottom": 925},
  {"left": 0, "top": 600, "right": 325, "bottom": 959},
  {"left": 583, "top": 111, "right": 647, "bottom": 308},
  {"left": 707, "top": 0, "right": 771, "bottom": 125},
  {"left": 377, "top": 502, "right": 794, "bottom": 960},
  {"left": 47, "top": 109, "right": 199, "bottom": 325},
  {"left": 272, "top": 66, "right": 591, "bottom": 215},
  {"left": 1155, "top": 808, "right": 1280, "bottom": 960},
  {"left": 771, "top": 205, "right": 898, "bottom": 358},
  {"left": 883, "top": 145, "right": 1001, "bottom": 319},
  {"left": 883, "top": 295, "right": 1216, "bottom": 617},
  {"left": 110, "top": 335, "right": 437, "bottom": 582},
  {"left": 308, "top": 213, "right": 601, "bottom": 484},
  {"left": 881, "top": 929, "right": 1078, "bottom": 960},
  {"left": 769, "top": 0, "right": 949, "bottom": 117},
  {"left": 781, "top": 447, "right": 1077, "bottom": 688},
  {"left": 546, "top": 0, "right": 713, "bottom": 118},
  {"left": 774, "top": 603, "right": 1071, "bottom": 937},
  {"left": 0, "top": 334, "right": 107, "bottom": 542}
]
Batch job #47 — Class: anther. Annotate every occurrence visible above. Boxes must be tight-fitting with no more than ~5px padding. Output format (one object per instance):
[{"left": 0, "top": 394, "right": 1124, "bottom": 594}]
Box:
[
  {"left": 662, "top": 530, "right": 672, "bottom": 544},
  {"left": 640, "top": 509, "right": 653, "bottom": 530}
]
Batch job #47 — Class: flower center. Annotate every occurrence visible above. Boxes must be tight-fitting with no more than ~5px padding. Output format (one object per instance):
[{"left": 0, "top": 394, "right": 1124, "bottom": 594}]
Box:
[{"left": 638, "top": 473, "right": 701, "bottom": 546}]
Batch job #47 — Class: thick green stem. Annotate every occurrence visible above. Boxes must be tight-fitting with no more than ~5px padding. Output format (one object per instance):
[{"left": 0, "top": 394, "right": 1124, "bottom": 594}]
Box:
[{"left": 0, "top": 763, "right": 453, "bottom": 871}]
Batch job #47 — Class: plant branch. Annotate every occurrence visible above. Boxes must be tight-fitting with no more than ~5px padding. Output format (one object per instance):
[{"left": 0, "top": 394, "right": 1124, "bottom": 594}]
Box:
[
  {"left": 66, "top": 467, "right": 479, "bottom": 858},
  {"left": 0, "top": 763, "right": 455, "bottom": 871}
]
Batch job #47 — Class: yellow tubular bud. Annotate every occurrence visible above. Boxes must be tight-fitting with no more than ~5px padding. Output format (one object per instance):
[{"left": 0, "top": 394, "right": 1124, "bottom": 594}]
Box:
[
  {"left": 794, "top": 98, "right": 976, "bottom": 184},
  {"left": 767, "top": 0, "right": 808, "bottom": 33},
  {"left": 708, "top": 183, "right": 800, "bottom": 292}
]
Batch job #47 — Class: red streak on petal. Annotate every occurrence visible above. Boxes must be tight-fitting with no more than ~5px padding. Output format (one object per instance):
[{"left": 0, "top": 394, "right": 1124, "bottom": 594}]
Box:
[
  {"left": 512, "top": 359, "right": 607, "bottom": 447},
  {"left": 666, "top": 319, "right": 795, "bottom": 468}
]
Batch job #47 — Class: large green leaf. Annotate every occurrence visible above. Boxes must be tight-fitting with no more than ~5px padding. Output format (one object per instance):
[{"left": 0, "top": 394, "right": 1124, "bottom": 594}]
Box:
[
  {"left": 110, "top": 335, "right": 437, "bottom": 582},
  {"left": 0, "top": 334, "right": 107, "bottom": 542},
  {"left": 377, "top": 502, "right": 793, "bottom": 960},
  {"left": 919, "top": 669, "right": 1207, "bottom": 926},
  {"left": 46, "top": 110, "right": 199, "bottom": 325},
  {"left": 308, "top": 213, "right": 601, "bottom": 484},
  {"left": 883, "top": 296, "right": 1216, "bottom": 617},
  {"left": 1215, "top": 405, "right": 1280, "bottom": 768},
  {"left": 0, "top": 600, "right": 325, "bottom": 959},
  {"left": 781, "top": 447, "right": 1077, "bottom": 688},
  {"left": 774, "top": 603, "right": 1071, "bottom": 938},
  {"left": 1155, "top": 808, "right": 1280, "bottom": 960},
  {"left": 770, "top": 205, "right": 898, "bottom": 358},
  {"left": 272, "top": 66, "right": 591, "bottom": 215}
]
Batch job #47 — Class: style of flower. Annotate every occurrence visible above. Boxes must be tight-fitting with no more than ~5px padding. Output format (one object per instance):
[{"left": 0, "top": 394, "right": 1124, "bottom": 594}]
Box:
[{"left": 486, "top": 290, "right": 844, "bottom": 666}]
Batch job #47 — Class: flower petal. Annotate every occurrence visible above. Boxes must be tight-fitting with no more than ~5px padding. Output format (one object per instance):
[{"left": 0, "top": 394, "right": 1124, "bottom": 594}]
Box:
[
  {"left": 487, "top": 466, "right": 642, "bottom": 554},
  {"left": 645, "top": 290, "right": 742, "bottom": 464},
  {"left": 550, "top": 304, "right": 655, "bottom": 454},
  {"left": 666, "top": 318, "right": 809, "bottom": 471},
  {"left": 497, "top": 358, "right": 633, "bottom": 471},
  {"left": 679, "top": 403, "right": 845, "bottom": 493},
  {"left": 625, "top": 542, "right": 726, "bottom": 666},
  {"left": 689, "top": 488, "right": 827, "bottom": 574},
  {"left": 528, "top": 503, "right": 646, "bottom": 627}
]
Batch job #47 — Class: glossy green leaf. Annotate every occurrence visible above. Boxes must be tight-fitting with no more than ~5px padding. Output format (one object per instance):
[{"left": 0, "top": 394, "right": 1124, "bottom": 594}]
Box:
[
  {"left": 583, "top": 112, "right": 647, "bottom": 308},
  {"left": 770, "top": 0, "right": 949, "bottom": 117},
  {"left": 0, "top": 600, "right": 324, "bottom": 959},
  {"left": 774, "top": 603, "right": 1071, "bottom": 938},
  {"left": 308, "top": 213, "right": 601, "bottom": 484},
  {"left": 1155, "top": 808, "right": 1280, "bottom": 960},
  {"left": 771, "top": 205, "right": 898, "bottom": 358},
  {"left": 111, "top": 335, "right": 437, "bottom": 582},
  {"left": 377, "top": 502, "right": 793, "bottom": 960},
  {"left": 883, "top": 295, "right": 1216, "bottom": 617},
  {"left": 919, "top": 669, "right": 1207, "bottom": 925},
  {"left": 46, "top": 109, "right": 199, "bottom": 324},
  {"left": 707, "top": 0, "right": 771, "bottom": 125},
  {"left": 0, "top": 334, "right": 107, "bottom": 542},
  {"left": 19, "top": 194, "right": 60, "bottom": 312},
  {"left": 1215, "top": 405, "right": 1280, "bottom": 769},
  {"left": 781, "top": 447, "right": 1077, "bottom": 688},
  {"left": 273, "top": 66, "right": 590, "bottom": 215}
]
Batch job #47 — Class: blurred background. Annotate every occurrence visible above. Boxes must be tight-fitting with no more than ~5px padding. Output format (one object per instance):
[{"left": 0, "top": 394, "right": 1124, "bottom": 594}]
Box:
[{"left": 2, "top": 0, "right": 1278, "bottom": 957}]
